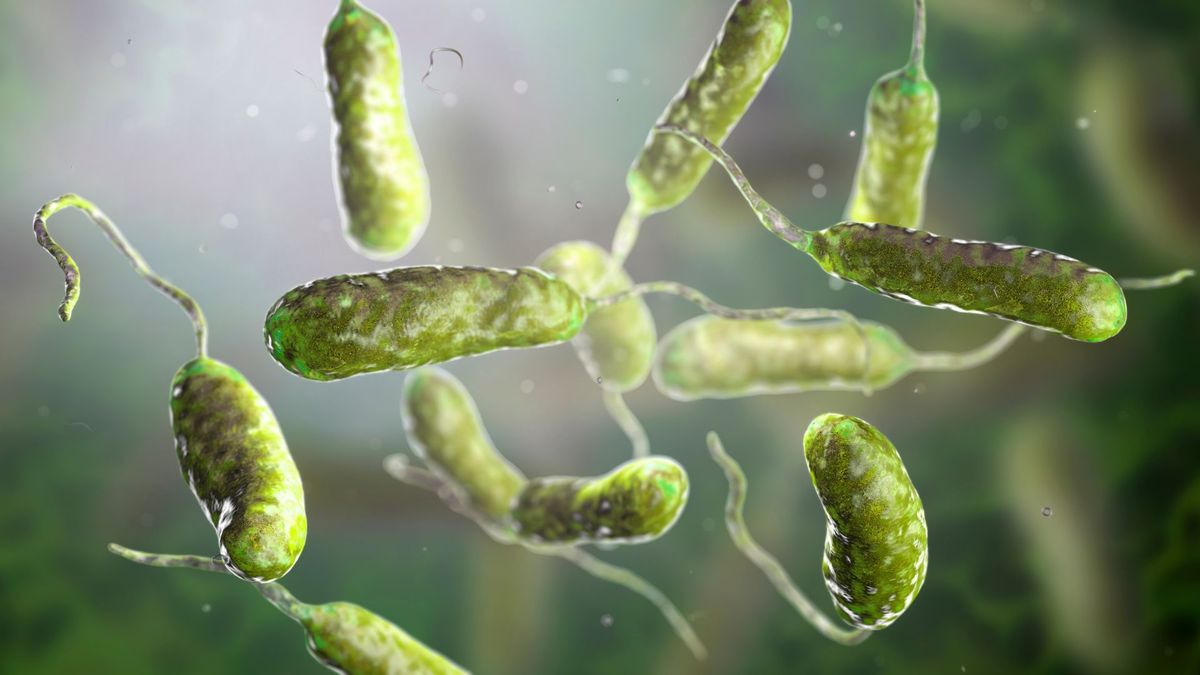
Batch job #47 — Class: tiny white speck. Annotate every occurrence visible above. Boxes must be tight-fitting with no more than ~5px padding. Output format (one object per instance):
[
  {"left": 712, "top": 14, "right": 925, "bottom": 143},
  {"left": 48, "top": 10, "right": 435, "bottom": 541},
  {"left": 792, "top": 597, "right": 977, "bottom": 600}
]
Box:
[
  {"left": 912, "top": 382, "right": 926, "bottom": 395},
  {"left": 296, "top": 125, "right": 316, "bottom": 142},
  {"left": 575, "top": 200, "right": 583, "bottom": 210},
  {"left": 519, "top": 379, "right": 535, "bottom": 394},
  {"left": 201, "top": 603, "right": 212, "bottom": 613},
  {"left": 808, "top": 164, "right": 824, "bottom": 180},
  {"left": 1075, "top": 116, "right": 1091, "bottom": 130},
  {"left": 829, "top": 22, "right": 843, "bottom": 37},
  {"left": 220, "top": 213, "right": 239, "bottom": 230},
  {"left": 547, "top": 185, "right": 556, "bottom": 193},
  {"left": 442, "top": 92, "right": 459, "bottom": 108},
  {"left": 513, "top": 80, "right": 529, "bottom": 94},
  {"left": 447, "top": 238, "right": 464, "bottom": 253},
  {"left": 110, "top": 52, "right": 126, "bottom": 68},
  {"left": 606, "top": 68, "right": 630, "bottom": 84},
  {"left": 828, "top": 276, "right": 846, "bottom": 291},
  {"left": 812, "top": 183, "right": 827, "bottom": 199},
  {"left": 849, "top": 130, "right": 857, "bottom": 138},
  {"left": 245, "top": 104, "right": 260, "bottom": 118},
  {"left": 1041, "top": 506, "right": 1053, "bottom": 517},
  {"left": 600, "top": 613, "right": 614, "bottom": 628},
  {"left": 470, "top": 8, "right": 486, "bottom": 22}
]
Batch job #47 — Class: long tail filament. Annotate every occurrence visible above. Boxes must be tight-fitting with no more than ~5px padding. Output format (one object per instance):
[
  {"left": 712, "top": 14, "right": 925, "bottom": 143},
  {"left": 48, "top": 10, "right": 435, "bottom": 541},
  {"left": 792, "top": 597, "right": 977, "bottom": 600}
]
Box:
[{"left": 34, "top": 194, "right": 208, "bottom": 358}]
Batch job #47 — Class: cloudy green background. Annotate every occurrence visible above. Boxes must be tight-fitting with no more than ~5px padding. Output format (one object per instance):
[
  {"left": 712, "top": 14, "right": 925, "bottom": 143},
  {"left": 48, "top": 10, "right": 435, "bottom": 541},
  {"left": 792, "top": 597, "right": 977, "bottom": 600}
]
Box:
[{"left": 1, "top": 1, "right": 1198, "bottom": 673}]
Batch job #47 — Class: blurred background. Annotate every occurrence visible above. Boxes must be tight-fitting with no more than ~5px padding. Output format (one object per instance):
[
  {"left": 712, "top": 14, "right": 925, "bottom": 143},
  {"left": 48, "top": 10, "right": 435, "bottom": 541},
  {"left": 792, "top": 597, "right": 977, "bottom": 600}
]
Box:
[{"left": 1, "top": 0, "right": 1198, "bottom": 673}]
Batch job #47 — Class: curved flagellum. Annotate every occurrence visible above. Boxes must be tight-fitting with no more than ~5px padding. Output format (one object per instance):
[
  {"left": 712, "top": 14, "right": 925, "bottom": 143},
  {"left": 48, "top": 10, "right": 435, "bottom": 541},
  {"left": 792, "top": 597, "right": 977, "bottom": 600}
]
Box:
[
  {"left": 107, "top": 544, "right": 468, "bottom": 674},
  {"left": 264, "top": 266, "right": 587, "bottom": 381},
  {"left": 401, "top": 367, "right": 527, "bottom": 521},
  {"left": 705, "top": 433, "right": 869, "bottom": 646},
  {"left": 32, "top": 193, "right": 208, "bottom": 355},
  {"left": 804, "top": 414, "right": 927, "bottom": 630},
  {"left": 656, "top": 124, "right": 1130, "bottom": 342},
  {"left": 172, "top": 357, "right": 307, "bottom": 582},
  {"left": 325, "top": 0, "right": 430, "bottom": 260},
  {"left": 513, "top": 457, "right": 688, "bottom": 545}
]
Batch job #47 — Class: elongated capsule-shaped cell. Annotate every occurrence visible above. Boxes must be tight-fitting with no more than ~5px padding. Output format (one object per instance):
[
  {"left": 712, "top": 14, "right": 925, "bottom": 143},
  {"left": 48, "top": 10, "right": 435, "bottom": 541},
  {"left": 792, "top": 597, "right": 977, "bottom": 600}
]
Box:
[
  {"left": 804, "top": 414, "right": 927, "bottom": 630},
  {"left": 806, "top": 223, "right": 1126, "bottom": 342},
  {"left": 264, "top": 266, "right": 587, "bottom": 381},
  {"left": 300, "top": 601, "right": 468, "bottom": 675},
  {"left": 657, "top": 318, "right": 906, "bottom": 399},
  {"left": 514, "top": 457, "right": 688, "bottom": 545},
  {"left": 627, "top": 0, "right": 791, "bottom": 216},
  {"left": 654, "top": 316, "right": 1024, "bottom": 400},
  {"left": 534, "top": 241, "right": 656, "bottom": 392},
  {"left": 325, "top": 0, "right": 430, "bottom": 260},
  {"left": 657, "top": 125, "right": 1129, "bottom": 342},
  {"left": 401, "top": 367, "right": 527, "bottom": 520},
  {"left": 172, "top": 358, "right": 307, "bottom": 582},
  {"left": 845, "top": 0, "right": 938, "bottom": 229}
]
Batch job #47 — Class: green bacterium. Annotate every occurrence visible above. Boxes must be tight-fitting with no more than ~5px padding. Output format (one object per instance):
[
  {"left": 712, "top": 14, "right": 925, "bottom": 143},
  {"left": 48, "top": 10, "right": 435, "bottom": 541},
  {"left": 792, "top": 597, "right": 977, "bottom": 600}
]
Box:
[
  {"left": 326, "top": 0, "right": 431, "bottom": 260},
  {"left": 654, "top": 315, "right": 1024, "bottom": 401},
  {"left": 612, "top": 0, "right": 792, "bottom": 265},
  {"left": 34, "top": 194, "right": 306, "bottom": 582},
  {"left": 108, "top": 544, "right": 467, "bottom": 675},
  {"left": 266, "top": 264, "right": 861, "bottom": 384},
  {"left": 707, "top": 413, "right": 927, "bottom": 643},
  {"left": 844, "top": 0, "right": 938, "bottom": 229},
  {"left": 512, "top": 456, "right": 688, "bottom": 545},
  {"left": 402, "top": 366, "right": 528, "bottom": 521},
  {"left": 657, "top": 125, "right": 1194, "bottom": 342},
  {"left": 534, "top": 241, "right": 657, "bottom": 457},
  {"left": 391, "top": 366, "right": 706, "bottom": 660},
  {"left": 264, "top": 266, "right": 587, "bottom": 381}
]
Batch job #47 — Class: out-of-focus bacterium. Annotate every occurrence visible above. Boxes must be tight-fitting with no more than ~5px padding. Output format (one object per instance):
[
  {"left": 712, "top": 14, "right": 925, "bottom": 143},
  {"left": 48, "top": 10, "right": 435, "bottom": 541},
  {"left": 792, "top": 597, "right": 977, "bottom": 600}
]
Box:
[
  {"left": 707, "top": 413, "right": 927, "bottom": 644},
  {"left": 401, "top": 366, "right": 528, "bottom": 521},
  {"left": 612, "top": 0, "right": 792, "bottom": 265},
  {"left": 266, "top": 264, "right": 859, "bottom": 384},
  {"left": 534, "top": 242, "right": 656, "bottom": 394},
  {"left": 658, "top": 126, "right": 1194, "bottom": 342},
  {"left": 654, "top": 315, "right": 1024, "bottom": 401},
  {"left": 107, "top": 544, "right": 467, "bottom": 675},
  {"left": 33, "top": 194, "right": 305, "bottom": 582},
  {"left": 390, "top": 366, "right": 706, "bottom": 660},
  {"left": 844, "top": 0, "right": 938, "bottom": 229},
  {"left": 534, "top": 241, "right": 657, "bottom": 457},
  {"left": 326, "top": 0, "right": 431, "bottom": 260}
]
